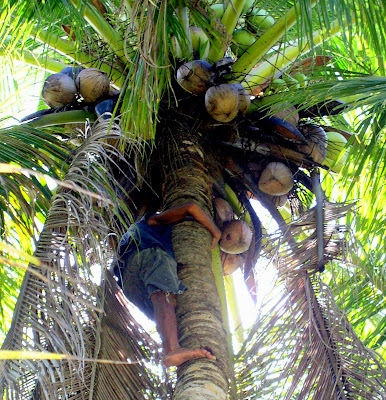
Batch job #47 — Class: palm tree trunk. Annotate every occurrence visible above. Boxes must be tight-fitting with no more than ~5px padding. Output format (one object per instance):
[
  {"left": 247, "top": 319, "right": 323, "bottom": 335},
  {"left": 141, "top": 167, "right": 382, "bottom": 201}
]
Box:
[{"left": 160, "top": 126, "right": 230, "bottom": 400}]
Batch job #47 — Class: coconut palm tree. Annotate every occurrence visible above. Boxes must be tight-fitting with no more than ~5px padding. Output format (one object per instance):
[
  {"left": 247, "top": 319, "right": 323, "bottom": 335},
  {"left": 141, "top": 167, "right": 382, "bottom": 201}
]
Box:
[{"left": 0, "top": 0, "right": 385, "bottom": 399}]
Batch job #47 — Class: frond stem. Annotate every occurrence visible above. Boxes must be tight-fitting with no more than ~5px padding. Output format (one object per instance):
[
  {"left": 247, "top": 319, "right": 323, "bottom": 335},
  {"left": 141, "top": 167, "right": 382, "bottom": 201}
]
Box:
[
  {"left": 70, "top": 0, "right": 131, "bottom": 65},
  {"left": 208, "top": 0, "right": 246, "bottom": 61},
  {"left": 176, "top": 0, "right": 192, "bottom": 56},
  {"left": 25, "top": 110, "right": 96, "bottom": 128},
  {"left": 32, "top": 28, "right": 125, "bottom": 87},
  {"left": 241, "top": 18, "right": 341, "bottom": 91},
  {"left": 233, "top": 0, "right": 318, "bottom": 76}
]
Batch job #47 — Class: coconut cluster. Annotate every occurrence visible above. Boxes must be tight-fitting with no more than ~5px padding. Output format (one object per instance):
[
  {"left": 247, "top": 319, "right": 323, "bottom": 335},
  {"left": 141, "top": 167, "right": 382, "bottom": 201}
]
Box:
[
  {"left": 267, "top": 103, "right": 349, "bottom": 174},
  {"left": 213, "top": 198, "right": 253, "bottom": 276},
  {"left": 227, "top": 3, "right": 275, "bottom": 57},
  {"left": 176, "top": 59, "right": 250, "bottom": 122},
  {"left": 41, "top": 67, "right": 112, "bottom": 108}
]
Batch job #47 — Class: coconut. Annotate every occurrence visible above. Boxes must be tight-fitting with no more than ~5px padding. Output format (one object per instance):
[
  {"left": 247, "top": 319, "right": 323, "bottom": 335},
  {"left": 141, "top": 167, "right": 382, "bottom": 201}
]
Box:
[
  {"left": 228, "top": 83, "right": 250, "bottom": 115},
  {"left": 108, "top": 88, "right": 120, "bottom": 97},
  {"left": 205, "top": 83, "right": 240, "bottom": 122},
  {"left": 171, "top": 36, "right": 183, "bottom": 58},
  {"left": 60, "top": 66, "right": 83, "bottom": 80},
  {"left": 299, "top": 124, "right": 327, "bottom": 164},
  {"left": 270, "top": 78, "right": 287, "bottom": 92},
  {"left": 258, "top": 162, "right": 294, "bottom": 195},
  {"left": 190, "top": 27, "right": 210, "bottom": 59},
  {"left": 219, "top": 220, "right": 253, "bottom": 255},
  {"left": 268, "top": 194, "right": 288, "bottom": 208},
  {"left": 75, "top": 68, "right": 110, "bottom": 103},
  {"left": 176, "top": 60, "right": 214, "bottom": 95},
  {"left": 292, "top": 72, "right": 308, "bottom": 87},
  {"left": 271, "top": 104, "right": 299, "bottom": 127},
  {"left": 211, "top": 3, "right": 225, "bottom": 19},
  {"left": 323, "top": 131, "right": 348, "bottom": 173},
  {"left": 221, "top": 252, "right": 244, "bottom": 275},
  {"left": 247, "top": 9, "right": 275, "bottom": 31},
  {"left": 242, "top": 0, "right": 255, "bottom": 14},
  {"left": 42, "top": 73, "right": 77, "bottom": 108},
  {"left": 231, "top": 28, "right": 256, "bottom": 57},
  {"left": 213, "top": 198, "right": 234, "bottom": 229},
  {"left": 283, "top": 75, "right": 300, "bottom": 89}
]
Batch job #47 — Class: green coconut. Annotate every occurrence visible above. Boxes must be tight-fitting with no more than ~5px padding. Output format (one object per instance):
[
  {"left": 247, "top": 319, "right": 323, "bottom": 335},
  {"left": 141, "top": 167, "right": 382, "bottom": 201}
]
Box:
[
  {"left": 323, "top": 131, "right": 348, "bottom": 173},
  {"left": 242, "top": 0, "right": 255, "bottom": 14},
  {"left": 231, "top": 28, "right": 256, "bottom": 57},
  {"left": 293, "top": 72, "right": 308, "bottom": 87},
  {"left": 211, "top": 4, "right": 226, "bottom": 19},
  {"left": 190, "top": 27, "right": 210, "bottom": 59},
  {"left": 270, "top": 78, "right": 287, "bottom": 92},
  {"left": 283, "top": 74, "right": 300, "bottom": 90},
  {"left": 247, "top": 8, "right": 275, "bottom": 31}
]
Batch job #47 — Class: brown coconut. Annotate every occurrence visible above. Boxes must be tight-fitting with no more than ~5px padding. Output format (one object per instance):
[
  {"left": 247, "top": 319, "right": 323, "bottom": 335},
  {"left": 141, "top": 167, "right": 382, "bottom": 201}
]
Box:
[
  {"left": 269, "top": 194, "right": 288, "bottom": 208},
  {"left": 219, "top": 220, "right": 253, "bottom": 255},
  {"left": 298, "top": 124, "right": 327, "bottom": 164},
  {"left": 176, "top": 60, "right": 214, "bottom": 95},
  {"left": 258, "top": 162, "right": 293, "bottom": 196},
  {"left": 220, "top": 251, "right": 244, "bottom": 275},
  {"left": 42, "top": 73, "right": 77, "bottom": 108},
  {"left": 213, "top": 198, "right": 234, "bottom": 229},
  {"left": 205, "top": 83, "right": 240, "bottom": 122},
  {"left": 75, "top": 68, "right": 110, "bottom": 103},
  {"left": 271, "top": 104, "right": 299, "bottom": 127},
  {"left": 228, "top": 83, "right": 251, "bottom": 116}
]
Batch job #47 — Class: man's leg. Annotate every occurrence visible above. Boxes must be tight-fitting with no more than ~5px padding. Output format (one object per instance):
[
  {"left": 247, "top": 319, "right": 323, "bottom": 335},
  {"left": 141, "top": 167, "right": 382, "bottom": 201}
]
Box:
[{"left": 151, "top": 291, "right": 216, "bottom": 367}]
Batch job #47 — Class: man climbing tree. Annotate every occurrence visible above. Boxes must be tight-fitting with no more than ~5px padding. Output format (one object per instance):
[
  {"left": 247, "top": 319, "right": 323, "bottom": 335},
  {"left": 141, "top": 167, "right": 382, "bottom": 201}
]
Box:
[{"left": 114, "top": 202, "right": 220, "bottom": 367}]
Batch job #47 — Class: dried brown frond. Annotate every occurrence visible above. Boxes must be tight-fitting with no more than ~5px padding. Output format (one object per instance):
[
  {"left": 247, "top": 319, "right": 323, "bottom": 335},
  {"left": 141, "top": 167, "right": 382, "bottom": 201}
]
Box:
[
  {"left": 237, "top": 201, "right": 386, "bottom": 400},
  {"left": 0, "top": 119, "right": 168, "bottom": 399}
]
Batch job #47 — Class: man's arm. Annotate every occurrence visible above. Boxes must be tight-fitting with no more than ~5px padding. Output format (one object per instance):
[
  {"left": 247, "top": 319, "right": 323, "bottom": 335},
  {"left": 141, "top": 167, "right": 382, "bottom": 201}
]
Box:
[{"left": 147, "top": 203, "right": 221, "bottom": 249}]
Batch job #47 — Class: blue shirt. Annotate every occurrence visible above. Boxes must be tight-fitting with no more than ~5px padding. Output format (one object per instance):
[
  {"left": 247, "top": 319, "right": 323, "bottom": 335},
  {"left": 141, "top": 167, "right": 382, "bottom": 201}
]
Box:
[{"left": 117, "top": 214, "right": 174, "bottom": 268}]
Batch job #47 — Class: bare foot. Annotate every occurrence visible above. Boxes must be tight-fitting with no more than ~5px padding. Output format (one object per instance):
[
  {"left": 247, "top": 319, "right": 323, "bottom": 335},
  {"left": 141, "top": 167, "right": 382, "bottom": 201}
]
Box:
[{"left": 163, "top": 347, "right": 216, "bottom": 367}]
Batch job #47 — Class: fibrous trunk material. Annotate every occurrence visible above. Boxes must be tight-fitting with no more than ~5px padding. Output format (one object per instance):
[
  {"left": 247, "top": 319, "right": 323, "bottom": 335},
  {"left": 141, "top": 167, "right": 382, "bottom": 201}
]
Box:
[{"left": 159, "top": 125, "right": 230, "bottom": 400}]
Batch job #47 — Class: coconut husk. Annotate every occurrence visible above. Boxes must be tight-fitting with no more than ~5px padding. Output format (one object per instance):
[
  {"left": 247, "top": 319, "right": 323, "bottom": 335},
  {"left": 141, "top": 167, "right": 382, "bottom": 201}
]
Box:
[
  {"left": 297, "top": 124, "right": 327, "bottom": 164},
  {"left": 269, "top": 194, "right": 288, "bottom": 208},
  {"left": 258, "top": 162, "right": 294, "bottom": 196},
  {"left": 42, "top": 73, "right": 77, "bottom": 108},
  {"left": 176, "top": 60, "right": 214, "bottom": 95},
  {"left": 213, "top": 198, "right": 234, "bottom": 229},
  {"left": 220, "top": 252, "right": 244, "bottom": 275},
  {"left": 271, "top": 104, "right": 299, "bottom": 127},
  {"left": 205, "top": 84, "right": 240, "bottom": 122},
  {"left": 228, "top": 83, "right": 250, "bottom": 116},
  {"left": 219, "top": 219, "right": 253, "bottom": 254},
  {"left": 76, "top": 68, "right": 110, "bottom": 103}
]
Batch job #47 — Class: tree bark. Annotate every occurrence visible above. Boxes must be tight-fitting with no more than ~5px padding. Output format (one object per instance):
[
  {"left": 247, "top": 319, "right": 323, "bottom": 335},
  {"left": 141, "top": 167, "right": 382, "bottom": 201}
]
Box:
[{"left": 160, "top": 126, "right": 230, "bottom": 400}]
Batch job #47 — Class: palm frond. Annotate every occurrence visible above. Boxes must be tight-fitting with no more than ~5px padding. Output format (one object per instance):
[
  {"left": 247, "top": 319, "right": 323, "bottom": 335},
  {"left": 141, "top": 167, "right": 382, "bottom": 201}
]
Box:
[
  {"left": 0, "top": 119, "right": 167, "bottom": 399},
  {"left": 236, "top": 202, "right": 386, "bottom": 399}
]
